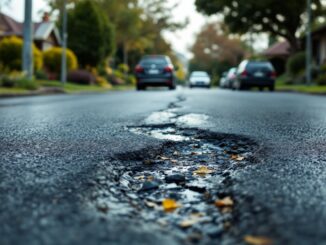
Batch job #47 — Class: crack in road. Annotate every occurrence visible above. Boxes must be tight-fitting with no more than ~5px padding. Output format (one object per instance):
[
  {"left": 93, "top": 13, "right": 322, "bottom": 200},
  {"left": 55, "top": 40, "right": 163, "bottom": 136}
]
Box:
[{"left": 87, "top": 96, "right": 261, "bottom": 244}]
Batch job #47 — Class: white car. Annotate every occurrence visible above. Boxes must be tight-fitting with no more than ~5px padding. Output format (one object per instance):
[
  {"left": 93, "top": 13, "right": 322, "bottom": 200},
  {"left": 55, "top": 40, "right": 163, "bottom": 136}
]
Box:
[{"left": 189, "top": 71, "right": 211, "bottom": 88}]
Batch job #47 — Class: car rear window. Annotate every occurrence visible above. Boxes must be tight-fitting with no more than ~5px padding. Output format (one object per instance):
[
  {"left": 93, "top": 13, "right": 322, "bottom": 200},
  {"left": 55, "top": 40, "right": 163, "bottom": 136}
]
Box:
[
  {"left": 191, "top": 72, "right": 209, "bottom": 77},
  {"left": 247, "top": 62, "right": 273, "bottom": 72},
  {"left": 140, "top": 57, "right": 169, "bottom": 66}
]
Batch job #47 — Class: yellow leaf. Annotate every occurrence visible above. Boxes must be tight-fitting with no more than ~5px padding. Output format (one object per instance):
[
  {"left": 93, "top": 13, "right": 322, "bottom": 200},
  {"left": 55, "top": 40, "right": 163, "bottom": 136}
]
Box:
[
  {"left": 244, "top": 235, "right": 273, "bottom": 245},
  {"left": 162, "top": 198, "right": 180, "bottom": 212},
  {"left": 215, "top": 196, "right": 234, "bottom": 208},
  {"left": 231, "top": 155, "right": 245, "bottom": 161},
  {"left": 193, "top": 166, "right": 214, "bottom": 176}
]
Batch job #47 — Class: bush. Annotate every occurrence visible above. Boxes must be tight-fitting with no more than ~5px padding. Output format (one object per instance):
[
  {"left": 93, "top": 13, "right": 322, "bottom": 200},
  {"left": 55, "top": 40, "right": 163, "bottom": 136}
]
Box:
[
  {"left": 95, "top": 76, "right": 112, "bottom": 88},
  {"left": 118, "top": 63, "right": 129, "bottom": 74},
  {"left": 35, "top": 69, "right": 48, "bottom": 80},
  {"left": 286, "top": 52, "right": 306, "bottom": 77},
  {"left": 126, "top": 75, "right": 136, "bottom": 85},
  {"left": 316, "top": 74, "right": 326, "bottom": 85},
  {"left": 67, "top": 70, "right": 96, "bottom": 85},
  {"left": 0, "top": 72, "right": 39, "bottom": 90},
  {"left": 0, "top": 36, "right": 43, "bottom": 71},
  {"left": 43, "top": 47, "right": 78, "bottom": 74}
]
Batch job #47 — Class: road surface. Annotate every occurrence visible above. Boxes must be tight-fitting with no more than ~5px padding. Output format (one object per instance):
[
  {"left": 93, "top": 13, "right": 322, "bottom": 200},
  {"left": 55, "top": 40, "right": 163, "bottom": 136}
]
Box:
[{"left": 1, "top": 88, "right": 326, "bottom": 245}]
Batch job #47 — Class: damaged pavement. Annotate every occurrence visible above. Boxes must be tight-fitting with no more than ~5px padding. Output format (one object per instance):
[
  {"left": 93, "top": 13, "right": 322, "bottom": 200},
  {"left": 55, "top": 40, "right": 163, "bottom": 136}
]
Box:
[{"left": 1, "top": 90, "right": 326, "bottom": 245}]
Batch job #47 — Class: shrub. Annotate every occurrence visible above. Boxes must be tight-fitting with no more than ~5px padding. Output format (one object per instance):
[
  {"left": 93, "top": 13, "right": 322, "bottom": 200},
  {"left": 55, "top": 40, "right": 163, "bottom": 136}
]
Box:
[
  {"left": 0, "top": 72, "right": 39, "bottom": 90},
  {"left": 118, "top": 63, "right": 129, "bottom": 74},
  {"left": 126, "top": 75, "right": 136, "bottom": 85},
  {"left": 95, "top": 76, "right": 112, "bottom": 88},
  {"left": 35, "top": 69, "right": 48, "bottom": 80},
  {"left": 0, "top": 36, "right": 42, "bottom": 71},
  {"left": 286, "top": 52, "right": 306, "bottom": 77},
  {"left": 43, "top": 47, "right": 78, "bottom": 74},
  {"left": 316, "top": 74, "right": 326, "bottom": 85},
  {"left": 67, "top": 70, "right": 96, "bottom": 85}
]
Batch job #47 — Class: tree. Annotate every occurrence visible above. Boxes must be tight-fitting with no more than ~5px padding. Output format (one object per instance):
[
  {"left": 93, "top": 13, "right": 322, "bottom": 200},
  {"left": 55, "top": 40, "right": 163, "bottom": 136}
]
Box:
[
  {"left": 195, "top": 0, "right": 325, "bottom": 52},
  {"left": 67, "top": 0, "right": 115, "bottom": 68},
  {"left": 190, "top": 22, "right": 246, "bottom": 73}
]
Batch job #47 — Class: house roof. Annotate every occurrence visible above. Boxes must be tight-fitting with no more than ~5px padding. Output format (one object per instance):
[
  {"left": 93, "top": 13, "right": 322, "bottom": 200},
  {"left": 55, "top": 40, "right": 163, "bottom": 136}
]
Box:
[
  {"left": 262, "top": 41, "right": 291, "bottom": 57},
  {"left": 0, "top": 12, "right": 60, "bottom": 43}
]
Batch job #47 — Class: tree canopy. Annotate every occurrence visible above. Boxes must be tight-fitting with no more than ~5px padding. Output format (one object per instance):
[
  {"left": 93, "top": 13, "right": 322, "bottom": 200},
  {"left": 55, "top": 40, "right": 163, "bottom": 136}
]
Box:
[
  {"left": 195, "top": 0, "right": 325, "bottom": 52},
  {"left": 67, "top": 0, "right": 115, "bottom": 67}
]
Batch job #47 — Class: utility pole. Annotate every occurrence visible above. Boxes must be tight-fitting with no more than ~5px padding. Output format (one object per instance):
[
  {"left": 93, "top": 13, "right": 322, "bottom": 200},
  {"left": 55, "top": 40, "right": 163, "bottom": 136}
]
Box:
[
  {"left": 22, "top": 0, "right": 33, "bottom": 80},
  {"left": 306, "top": 0, "right": 312, "bottom": 85},
  {"left": 60, "top": 0, "right": 68, "bottom": 84}
]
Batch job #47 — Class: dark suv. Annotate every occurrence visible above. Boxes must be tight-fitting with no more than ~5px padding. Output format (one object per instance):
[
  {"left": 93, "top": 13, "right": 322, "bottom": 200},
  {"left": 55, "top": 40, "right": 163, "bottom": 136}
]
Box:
[
  {"left": 134, "top": 55, "right": 176, "bottom": 90},
  {"left": 233, "top": 60, "right": 276, "bottom": 91}
]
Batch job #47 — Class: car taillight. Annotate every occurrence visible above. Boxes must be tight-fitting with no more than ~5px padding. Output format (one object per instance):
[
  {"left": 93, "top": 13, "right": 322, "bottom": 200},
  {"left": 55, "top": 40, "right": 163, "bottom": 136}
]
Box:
[
  {"left": 135, "top": 65, "right": 144, "bottom": 73},
  {"left": 241, "top": 70, "right": 248, "bottom": 77},
  {"left": 270, "top": 71, "right": 277, "bottom": 78},
  {"left": 164, "top": 65, "right": 173, "bottom": 73}
]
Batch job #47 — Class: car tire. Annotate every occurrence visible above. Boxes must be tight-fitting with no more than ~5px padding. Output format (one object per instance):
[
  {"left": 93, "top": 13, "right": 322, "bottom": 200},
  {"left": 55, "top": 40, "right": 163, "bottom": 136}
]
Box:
[
  {"left": 269, "top": 85, "right": 275, "bottom": 92},
  {"left": 137, "top": 85, "right": 145, "bottom": 91},
  {"left": 169, "top": 85, "right": 176, "bottom": 90}
]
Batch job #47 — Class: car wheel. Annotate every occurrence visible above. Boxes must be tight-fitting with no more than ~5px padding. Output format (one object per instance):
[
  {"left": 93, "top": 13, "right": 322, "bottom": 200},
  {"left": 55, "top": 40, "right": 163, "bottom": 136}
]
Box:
[
  {"left": 169, "top": 85, "right": 176, "bottom": 90},
  {"left": 137, "top": 85, "right": 145, "bottom": 91}
]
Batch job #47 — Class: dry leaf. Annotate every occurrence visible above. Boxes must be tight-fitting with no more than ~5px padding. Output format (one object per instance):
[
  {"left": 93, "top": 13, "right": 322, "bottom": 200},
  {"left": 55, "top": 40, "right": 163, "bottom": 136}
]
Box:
[
  {"left": 145, "top": 201, "right": 159, "bottom": 209},
  {"left": 179, "top": 219, "right": 199, "bottom": 228},
  {"left": 159, "top": 156, "right": 170, "bottom": 160},
  {"left": 134, "top": 175, "right": 145, "bottom": 180},
  {"left": 162, "top": 198, "right": 180, "bottom": 212},
  {"left": 179, "top": 213, "right": 205, "bottom": 228},
  {"left": 231, "top": 155, "right": 245, "bottom": 161},
  {"left": 193, "top": 166, "right": 214, "bottom": 176},
  {"left": 215, "top": 196, "right": 234, "bottom": 208},
  {"left": 244, "top": 235, "right": 273, "bottom": 245},
  {"left": 170, "top": 159, "right": 178, "bottom": 164}
]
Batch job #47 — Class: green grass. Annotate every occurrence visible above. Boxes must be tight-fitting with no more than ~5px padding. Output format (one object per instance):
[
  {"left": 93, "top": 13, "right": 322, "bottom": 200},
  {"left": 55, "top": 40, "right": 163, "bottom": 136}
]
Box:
[
  {"left": 276, "top": 84, "right": 326, "bottom": 94},
  {"left": 0, "top": 87, "right": 30, "bottom": 95},
  {"left": 276, "top": 75, "right": 326, "bottom": 94},
  {"left": 0, "top": 80, "right": 134, "bottom": 97}
]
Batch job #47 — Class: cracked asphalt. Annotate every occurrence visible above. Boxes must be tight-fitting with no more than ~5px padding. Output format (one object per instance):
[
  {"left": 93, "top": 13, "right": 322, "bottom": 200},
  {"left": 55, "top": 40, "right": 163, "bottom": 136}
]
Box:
[{"left": 1, "top": 88, "right": 326, "bottom": 245}]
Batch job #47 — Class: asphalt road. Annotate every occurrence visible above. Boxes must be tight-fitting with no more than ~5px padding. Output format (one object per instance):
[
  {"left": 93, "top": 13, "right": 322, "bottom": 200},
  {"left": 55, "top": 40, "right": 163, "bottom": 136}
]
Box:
[{"left": 1, "top": 88, "right": 326, "bottom": 245}]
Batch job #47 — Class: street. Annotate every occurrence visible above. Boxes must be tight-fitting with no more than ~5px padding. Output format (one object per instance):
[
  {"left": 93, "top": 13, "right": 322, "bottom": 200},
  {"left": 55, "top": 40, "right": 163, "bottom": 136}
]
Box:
[{"left": 1, "top": 89, "right": 326, "bottom": 245}]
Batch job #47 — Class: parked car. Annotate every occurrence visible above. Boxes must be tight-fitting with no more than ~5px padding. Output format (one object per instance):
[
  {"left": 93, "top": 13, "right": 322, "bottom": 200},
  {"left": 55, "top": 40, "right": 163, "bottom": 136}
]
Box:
[
  {"left": 219, "top": 71, "right": 228, "bottom": 88},
  {"left": 225, "top": 67, "right": 237, "bottom": 89},
  {"left": 189, "top": 71, "right": 211, "bottom": 88},
  {"left": 134, "top": 55, "right": 176, "bottom": 90},
  {"left": 233, "top": 60, "right": 276, "bottom": 91}
]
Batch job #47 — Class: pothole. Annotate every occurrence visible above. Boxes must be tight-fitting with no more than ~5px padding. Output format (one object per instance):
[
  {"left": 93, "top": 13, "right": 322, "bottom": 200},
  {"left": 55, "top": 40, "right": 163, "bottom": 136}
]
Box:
[{"left": 88, "top": 100, "right": 260, "bottom": 243}]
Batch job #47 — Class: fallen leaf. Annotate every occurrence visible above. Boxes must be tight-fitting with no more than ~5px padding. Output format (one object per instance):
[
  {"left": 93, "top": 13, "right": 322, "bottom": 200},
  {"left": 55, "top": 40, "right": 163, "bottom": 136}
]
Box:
[
  {"left": 173, "top": 151, "right": 179, "bottom": 156},
  {"left": 162, "top": 198, "right": 180, "bottom": 212},
  {"left": 147, "top": 176, "right": 154, "bottom": 181},
  {"left": 244, "top": 235, "right": 273, "bottom": 245},
  {"left": 179, "top": 218, "right": 199, "bottom": 228},
  {"left": 179, "top": 213, "right": 205, "bottom": 228},
  {"left": 215, "top": 196, "right": 234, "bottom": 208},
  {"left": 134, "top": 175, "right": 145, "bottom": 180},
  {"left": 159, "top": 156, "right": 170, "bottom": 160},
  {"left": 231, "top": 155, "right": 245, "bottom": 161},
  {"left": 193, "top": 166, "right": 214, "bottom": 176},
  {"left": 170, "top": 159, "right": 178, "bottom": 164},
  {"left": 145, "top": 201, "right": 159, "bottom": 209}
]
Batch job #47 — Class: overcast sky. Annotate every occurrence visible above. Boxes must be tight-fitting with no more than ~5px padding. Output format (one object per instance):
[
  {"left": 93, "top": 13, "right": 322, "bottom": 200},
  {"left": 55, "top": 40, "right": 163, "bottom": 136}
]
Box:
[{"left": 2, "top": 0, "right": 267, "bottom": 59}]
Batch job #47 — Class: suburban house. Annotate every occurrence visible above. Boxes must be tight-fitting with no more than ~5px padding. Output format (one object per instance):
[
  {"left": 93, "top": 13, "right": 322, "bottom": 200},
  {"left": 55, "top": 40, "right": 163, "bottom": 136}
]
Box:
[
  {"left": 0, "top": 12, "right": 61, "bottom": 51},
  {"left": 263, "top": 25, "right": 326, "bottom": 74},
  {"left": 262, "top": 41, "right": 291, "bottom": 74}
]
